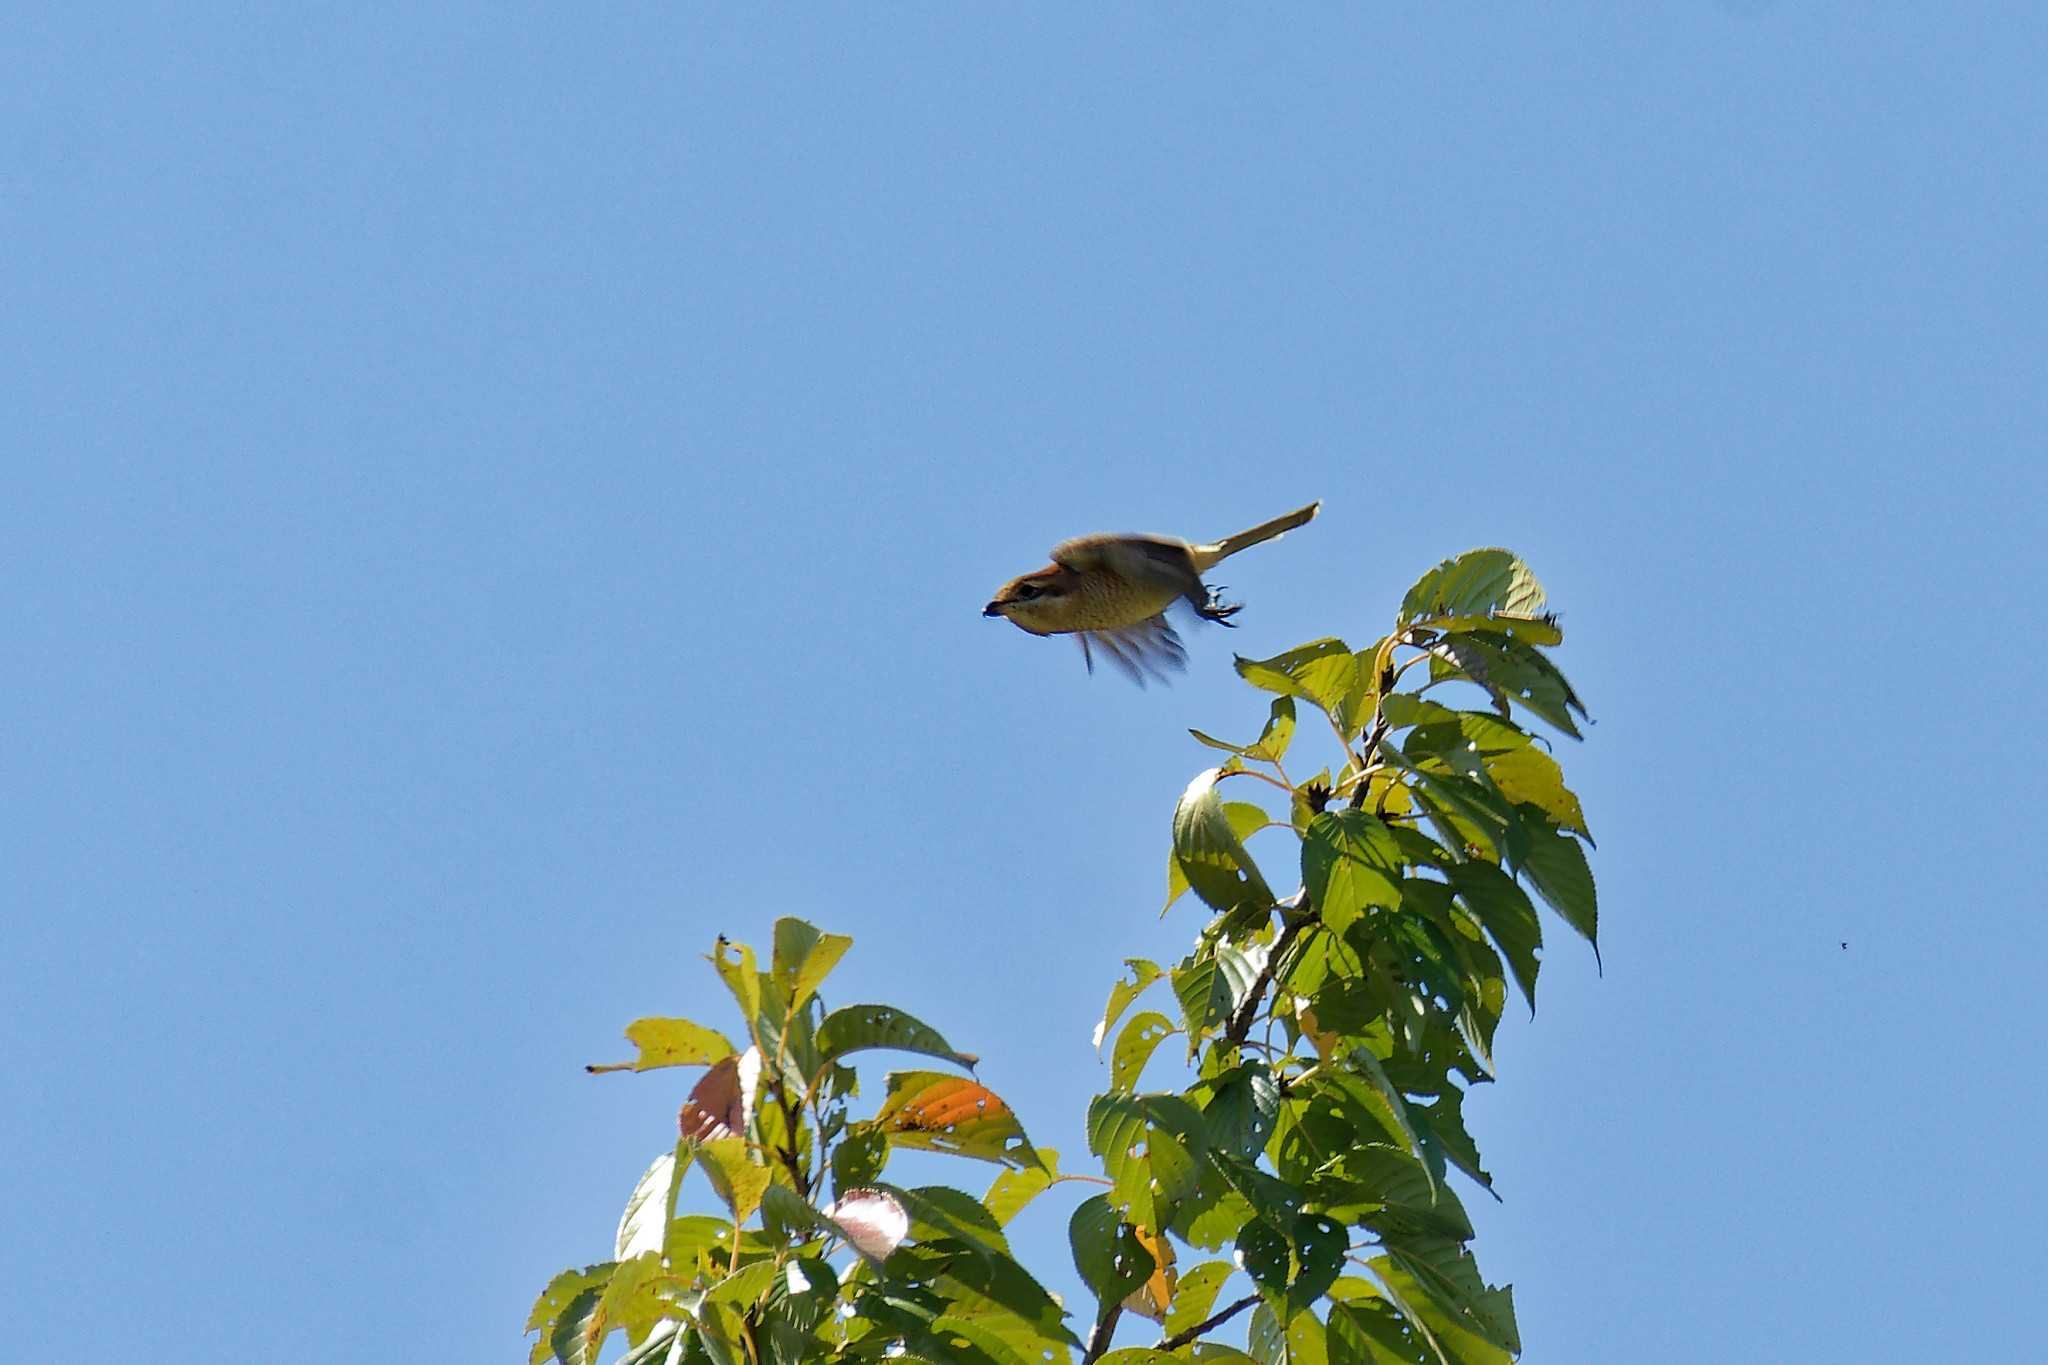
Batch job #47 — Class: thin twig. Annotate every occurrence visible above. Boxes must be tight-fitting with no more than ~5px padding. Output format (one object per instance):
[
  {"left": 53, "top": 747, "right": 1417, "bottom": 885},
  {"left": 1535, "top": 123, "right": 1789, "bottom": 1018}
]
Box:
[{"left": 1155, "top": 1292, "right": 1261, "bottom": 1352}]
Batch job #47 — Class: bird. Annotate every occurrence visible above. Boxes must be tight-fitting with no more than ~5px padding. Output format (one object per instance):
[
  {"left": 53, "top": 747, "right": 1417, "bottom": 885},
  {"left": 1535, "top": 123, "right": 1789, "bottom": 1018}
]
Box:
[{"left": 983, "top": 501, "right": 1321, "bottom": 683}]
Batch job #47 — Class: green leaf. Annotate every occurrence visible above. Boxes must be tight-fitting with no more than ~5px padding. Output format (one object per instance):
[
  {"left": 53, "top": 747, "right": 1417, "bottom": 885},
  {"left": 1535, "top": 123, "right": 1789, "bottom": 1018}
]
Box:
[
  {"left": 1301, "top": 811, "right": 1404, "bottom": 933},
  {"left": 1484, "top": 747, "right": 1588, "bottom": 838},
  {"left": 1163, "top": 1259, "right": 1237, "bottom": 1338},
  {"left": 1399, "top": 549, "right": 1545, "bottom": 623},
  {"left": 1168, "top": 803, "right": 1272, "bottom": 913},
  {"left": 1327, "top": 1282, "right": 1435, "bottom": 1365},
  {"left": 1195, "top": 1060, "right": 1282, "bottom": 1158},
  {"left": 1171, "top": 941, "right": 1265, "bottom": 1046},
  {"left": 711, "top": 938, "right": 763, "bottom": 1039},
  {"left": 1376, "top": 1237, "right": 1520, "bottom": 1356},
  {"left": 1172, "top": 769, "right": 1276, "bottom": 915},
  {"left": 1088, "top": 1093, "right": 1207, "bottom": 1230},
  {"left": 1069, "top": 1194, "right": 1156, "bottom": 1306},
  {"left": 588, "top": 1017, "right": 738, "bottom": 1074},
  {"left": 816, "top": 1004, "right": 979, "bottom": 1074},
  {"left": 694, "top": 1136, "right": 771, "bottom": 1223},
  {"left": 615, "top": 1142, "right": 693, "bottom": 1259},
  {"left": 1187, "top": 696, "right": 1300, "bottom": 764},
  {"left": 874, "top": 1071, "right": 1041, "bottom": 1168},
  {"left": 1109, "top": 1011, "right": 1177, "bottom": 1093},
  {"left": 1424, "top": 633, "right": 1586, "bottom": 738},
  {"left": 925, "top": 1314, "right": 1041, "bottom": 1365},
  {"left": 832, "top": 1123, "right": 888, "bottom": 1196},
  {"left": 1446, "top": 862, "right": 1542, "bottom": 1013},
  {"left": 1234, "top": 640, "right": 1368, "bottom": 737},
  {"left": 772, "top": 917, "right": 854, "bottom": 1012},
  {"left": 983, "top": 1148, "right": 1059, "bottom": 1227},
  {"left": 1097, "top": 959, "right": 1166, "bottom": 1048},
  {"left": 1252, "top": 696, "right": 1298, "bottom": 761},
  {"left": 1513, "top": 824, "right": 1598, "bottom": 956},
  {"left": 526, "top": 1262, "right": 616, "bottom": 1339},
  {"left": 546, "top": 1282, "right": 609, "bottom": 1365}
]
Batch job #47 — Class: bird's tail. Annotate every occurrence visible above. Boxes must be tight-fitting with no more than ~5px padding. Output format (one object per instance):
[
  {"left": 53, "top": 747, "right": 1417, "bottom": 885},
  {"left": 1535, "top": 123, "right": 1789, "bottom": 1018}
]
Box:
[{"left": 1190, "top": 501, "right": 1322, "bottom": 572}]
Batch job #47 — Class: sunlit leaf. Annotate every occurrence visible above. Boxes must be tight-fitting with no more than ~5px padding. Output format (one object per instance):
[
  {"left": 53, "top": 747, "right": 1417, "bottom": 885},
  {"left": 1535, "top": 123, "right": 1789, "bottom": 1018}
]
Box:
[
  {"left": 1167, "top": 803, "right": 1272, "bottom": 914},
  {"left": 1399, "top": 549, "right": 1545, "bottom": 623},
  {"left": 1097, "top": 960, "right": 1166, "bottom": 1048},
  {"left": 1121, "top": 1224, "right": 1178, "bottom": 1321},
  {"left": 874, "top": 1071, "right": 1041, "bottom": 1168},
  {"left": 1172, "top": 769, "right": 1276, "bottom": 915},
  {"left": 711, "top": 937, "right": 763, "bottom": 1038},
  {"left": 772, "top": 917, "right": 854, "bottom": 1012},
  {"left": 1301, "top": 811, "right": 1403, "bottom": 933},
  {"left": 1163, "top": 1259, "right": 1237, "bottom": 1339},
  {"left": 1235, "top": 640, "right": 1370, "bottom": 738},
  {"left": 588, "top": 1017, "right": 738, "bottom": 1075},
  {"left": 694, "top": 1136, "right": 771, "bottom": 1224},
  {"left": 1109, "top": 1011, "right": 1177, "bottom": 1093},
  {"left": 983, "top": 1147, "right": 1059, "bottom": 1227},
  {"left": 1171, "top": 941, "right": 1265, "bottom": 1047},
  {"left": 615, "top": 1142, "right": 692, "bottom": 1260}
]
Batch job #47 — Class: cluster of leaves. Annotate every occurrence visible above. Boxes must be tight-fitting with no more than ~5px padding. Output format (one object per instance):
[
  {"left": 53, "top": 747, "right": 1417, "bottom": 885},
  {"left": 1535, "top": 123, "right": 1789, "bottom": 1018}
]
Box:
[{"left": 527, "top": 548, "right": 1596, "bottom": 1365}]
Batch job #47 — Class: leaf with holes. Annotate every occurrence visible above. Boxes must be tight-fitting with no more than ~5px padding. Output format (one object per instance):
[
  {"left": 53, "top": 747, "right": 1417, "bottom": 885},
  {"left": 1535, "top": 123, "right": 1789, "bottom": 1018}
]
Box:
[
  {"left": 1097, "top": 959, "right": 1166, "bottom": 1048},
  {"left": 1399, "top": 548, "right": 1546, "bottom": 623},
  {"left": 1069, "top": 1194, "right": 1157, "bottom": 1307},
  {"left": 526, "top": 1262, "right": 616, "bottom": 1364},
  {"left": 1121, "top": 1223, "right": 1178, "bottom": 1322},
  {"left": 816, "top": 1004, "right": 979, "bottom": 1075},
  {"left": 873, "top": 1071, "right": 1041, "bottom": 1169},
  {"left": 1110, "top": 1011, "right": 1177, "bottom": 1092},
  {"left": 587, "top": 1016, "right": 738, "bottom": 1075}
]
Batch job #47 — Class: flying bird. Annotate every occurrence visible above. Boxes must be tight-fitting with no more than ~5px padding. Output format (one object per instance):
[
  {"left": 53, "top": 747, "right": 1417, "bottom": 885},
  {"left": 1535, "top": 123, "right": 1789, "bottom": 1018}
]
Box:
[{"left": 983, "top": 501, "right": 1321, "bottom": 683}]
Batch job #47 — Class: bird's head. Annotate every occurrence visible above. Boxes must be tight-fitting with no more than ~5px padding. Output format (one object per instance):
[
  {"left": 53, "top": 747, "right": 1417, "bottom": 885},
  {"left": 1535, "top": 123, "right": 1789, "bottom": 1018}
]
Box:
[{"left": 982, "top": 567, "right": 1072, "bottom": 635}]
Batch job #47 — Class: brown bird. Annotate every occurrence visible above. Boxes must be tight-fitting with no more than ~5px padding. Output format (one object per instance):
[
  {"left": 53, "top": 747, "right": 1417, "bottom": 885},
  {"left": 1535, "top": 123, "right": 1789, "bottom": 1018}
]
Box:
[{"left": 983, "top": 501, "right": 1321, "bottom": 683}]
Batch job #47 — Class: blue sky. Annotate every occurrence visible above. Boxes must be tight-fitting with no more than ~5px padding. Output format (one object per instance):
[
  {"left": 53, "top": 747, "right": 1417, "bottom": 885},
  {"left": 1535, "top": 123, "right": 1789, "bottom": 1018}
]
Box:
[{"left": 4, "top": 6, "right": 2043, "bottom": 1361}]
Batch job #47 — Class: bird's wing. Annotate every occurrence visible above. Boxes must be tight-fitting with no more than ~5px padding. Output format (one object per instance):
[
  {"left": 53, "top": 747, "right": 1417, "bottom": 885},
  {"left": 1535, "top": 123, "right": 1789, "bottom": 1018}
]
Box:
[
  {"left": 1075, "top": 615, "right": 1187, "bottom": 686},
  {"left": 1050, "top": 534, "right": 1203, "bottom": 595}
]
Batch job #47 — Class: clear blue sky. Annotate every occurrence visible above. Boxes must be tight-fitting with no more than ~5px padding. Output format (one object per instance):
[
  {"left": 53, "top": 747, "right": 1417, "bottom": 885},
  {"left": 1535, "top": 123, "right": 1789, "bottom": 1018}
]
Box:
[{"left": 5, "top": 7, "right": 2042, "bottom": 1361}]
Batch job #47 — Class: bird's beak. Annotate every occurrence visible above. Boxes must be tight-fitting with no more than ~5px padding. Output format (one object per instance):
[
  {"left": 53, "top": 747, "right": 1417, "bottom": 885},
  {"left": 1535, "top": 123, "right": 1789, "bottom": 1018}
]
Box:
[{"left": 982, "top": 601, "right": 1005, "bottom": 618}]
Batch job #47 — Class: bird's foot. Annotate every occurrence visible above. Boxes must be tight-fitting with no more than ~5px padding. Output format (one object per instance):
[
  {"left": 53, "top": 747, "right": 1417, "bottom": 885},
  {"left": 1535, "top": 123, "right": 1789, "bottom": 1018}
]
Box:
[{"left": 1199, "top": 589, "right": 1243, "bottom": 626}]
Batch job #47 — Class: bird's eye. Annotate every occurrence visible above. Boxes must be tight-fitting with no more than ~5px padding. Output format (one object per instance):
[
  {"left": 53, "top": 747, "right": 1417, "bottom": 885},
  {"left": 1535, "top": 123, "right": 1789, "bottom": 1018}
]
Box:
[{"left": 1015, "top": 584, "right": 1039, "bottom": 599}]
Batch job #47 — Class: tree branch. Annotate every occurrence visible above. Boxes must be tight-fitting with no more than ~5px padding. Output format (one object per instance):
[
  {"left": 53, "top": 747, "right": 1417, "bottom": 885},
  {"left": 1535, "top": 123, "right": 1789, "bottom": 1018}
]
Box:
[
  {"left": 1155, "top": 1292, "right": 1261, "bottom": 1352},
  {"left": 1226, "top": 897, "right": 1316, "bottom": 1046},
  {"left": 1079, "top": 1304, "right": 1124, "bottom": 1364}
]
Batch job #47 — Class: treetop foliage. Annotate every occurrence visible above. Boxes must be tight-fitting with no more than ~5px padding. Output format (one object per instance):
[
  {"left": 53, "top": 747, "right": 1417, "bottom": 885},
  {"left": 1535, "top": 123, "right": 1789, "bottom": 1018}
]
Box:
[{"left": 529, "top": 547, "right": 1597, "bottom": 1365}]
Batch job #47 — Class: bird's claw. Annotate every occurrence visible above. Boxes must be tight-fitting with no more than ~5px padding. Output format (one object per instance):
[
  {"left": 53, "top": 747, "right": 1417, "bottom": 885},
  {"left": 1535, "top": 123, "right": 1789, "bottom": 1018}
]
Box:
[{"left": 1199, "top": 588, "right": 1243, "bottom": 626}]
